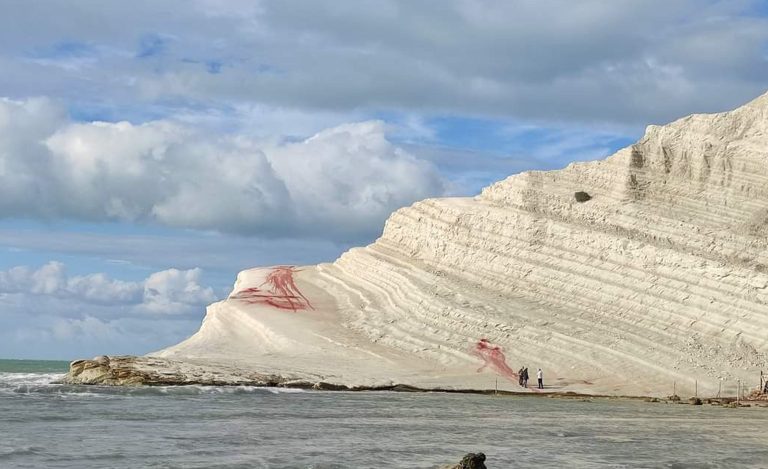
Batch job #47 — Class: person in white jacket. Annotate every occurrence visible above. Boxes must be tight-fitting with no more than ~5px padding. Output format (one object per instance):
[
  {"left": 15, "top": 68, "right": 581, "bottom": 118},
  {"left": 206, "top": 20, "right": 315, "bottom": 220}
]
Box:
[{"left": 537, "top": 368, "right": 544, "bottom": 389}]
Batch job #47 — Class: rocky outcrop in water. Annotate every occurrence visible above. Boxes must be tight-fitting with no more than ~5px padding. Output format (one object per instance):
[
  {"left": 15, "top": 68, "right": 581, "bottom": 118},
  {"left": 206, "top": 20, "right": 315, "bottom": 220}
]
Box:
[
  {"left": 444, "top": 452, "right": 487, "bottom": 469},
  {"left": 62, "top": 356, "right": 285, "bottom": 386},
  {"left": 62, "top": 355, "right": 443, "bottom": 391}
]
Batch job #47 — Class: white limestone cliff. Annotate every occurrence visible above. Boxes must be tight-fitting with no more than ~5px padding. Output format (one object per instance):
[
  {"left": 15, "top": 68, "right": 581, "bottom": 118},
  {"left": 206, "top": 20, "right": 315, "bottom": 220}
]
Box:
[{"left": 71, "top": 92, "right": 768, "bottom": 397}]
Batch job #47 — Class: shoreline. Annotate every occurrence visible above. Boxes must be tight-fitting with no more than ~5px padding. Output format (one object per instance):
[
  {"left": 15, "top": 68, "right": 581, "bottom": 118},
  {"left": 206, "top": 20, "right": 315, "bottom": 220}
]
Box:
[
  {"left": 57, "top": 379, "right": 768, "bottom": 408},
  {"left": 58, "top": 355, "right": 768, "bottom": 407}
]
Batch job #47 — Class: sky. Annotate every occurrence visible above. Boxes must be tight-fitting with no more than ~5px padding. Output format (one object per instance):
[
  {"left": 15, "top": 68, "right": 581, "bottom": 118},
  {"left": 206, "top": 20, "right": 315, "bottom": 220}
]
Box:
[{"left": 1, "top": 0, "right": 767, "bottom": 359}]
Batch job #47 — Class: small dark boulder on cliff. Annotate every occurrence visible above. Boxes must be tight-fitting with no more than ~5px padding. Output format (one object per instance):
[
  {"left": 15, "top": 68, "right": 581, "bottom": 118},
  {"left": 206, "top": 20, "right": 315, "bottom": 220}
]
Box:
[
  {"left": 574, "top": 191, "right": 592, "bottom": 202},
  {"left": 446, "top": 452, "right": 487, "bottom": 469}
]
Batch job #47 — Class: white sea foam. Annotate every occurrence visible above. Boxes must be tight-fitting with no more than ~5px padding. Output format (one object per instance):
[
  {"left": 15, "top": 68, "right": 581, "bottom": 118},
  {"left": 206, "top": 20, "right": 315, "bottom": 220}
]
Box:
[
  {"left": 0, "top": 372, "right": 64, "bottom": 387},
  {"left": 0, "top": 372, "right": 309, "bottom": 398}
]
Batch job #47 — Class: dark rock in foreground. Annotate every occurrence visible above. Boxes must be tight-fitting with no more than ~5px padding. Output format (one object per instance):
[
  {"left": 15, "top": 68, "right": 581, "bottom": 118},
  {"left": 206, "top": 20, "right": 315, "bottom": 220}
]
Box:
[{"left": 444, "top": 452, "right": 487, "bottom": 469}]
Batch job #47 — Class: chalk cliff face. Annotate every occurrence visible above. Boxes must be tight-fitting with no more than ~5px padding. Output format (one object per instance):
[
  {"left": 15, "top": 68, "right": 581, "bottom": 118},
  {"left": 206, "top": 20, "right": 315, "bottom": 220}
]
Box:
[{"left": 73, "top": 93, "right": 768, "bottom": 396}]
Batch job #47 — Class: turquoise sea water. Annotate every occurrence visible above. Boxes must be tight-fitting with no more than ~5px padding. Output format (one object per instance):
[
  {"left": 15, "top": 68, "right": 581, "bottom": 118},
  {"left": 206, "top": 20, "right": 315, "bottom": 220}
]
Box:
[
  {"left": 2, "top": 359, "right": 768, "bottom": 468},
  {"left": 0, "top": 359, "right": 70, "bottom": 373}
]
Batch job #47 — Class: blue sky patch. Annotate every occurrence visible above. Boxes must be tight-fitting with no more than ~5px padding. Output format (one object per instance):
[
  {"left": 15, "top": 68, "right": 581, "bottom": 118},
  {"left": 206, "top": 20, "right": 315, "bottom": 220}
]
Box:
[{"left": 137, "top": 34, "right": 171, "bottom": 58}]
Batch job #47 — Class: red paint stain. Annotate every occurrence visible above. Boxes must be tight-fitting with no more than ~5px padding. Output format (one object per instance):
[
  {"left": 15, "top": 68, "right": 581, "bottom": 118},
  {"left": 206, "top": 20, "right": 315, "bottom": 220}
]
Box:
[
  {"left": 230, "top": 266, "right": 313, "bottom": 312},
  {"left": 472, "top": 338, "right": 518, "bottom": 382}
]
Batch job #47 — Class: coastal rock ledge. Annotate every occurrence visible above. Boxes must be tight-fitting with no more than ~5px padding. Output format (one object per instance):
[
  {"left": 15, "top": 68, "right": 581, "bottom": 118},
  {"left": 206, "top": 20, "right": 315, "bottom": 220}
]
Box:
[
  {"left": 65, "top": 92, "right": 768, "bottom": 397},
  {"left": 62, "top": 356, "right": 285, "bottom": 387},
  {"left": 62, "top": 355, "right": 425, "bottom": 391}
]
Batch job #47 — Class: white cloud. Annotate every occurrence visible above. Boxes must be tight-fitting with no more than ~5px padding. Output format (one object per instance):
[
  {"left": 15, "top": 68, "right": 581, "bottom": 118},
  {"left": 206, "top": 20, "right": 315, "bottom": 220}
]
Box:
[
  {"left": 263, "top": 121, "right": 443, "bottom": 236},
  {"left": 0, "top": 261, "right": 219, "bottom": 358},
  {"left": 30, "top": 261, "right": 66, "bottom": 295},
  {"left": 0, "top": 261, "right": 214, "bottom": 312},
  {"left": 0, "top": 1, "right": 766, "bottom": 127},
  {"left": 0, "top": 312, "right": 202, "bottom": 359},
  {"left": 51, "top": 315, "right": 118, "bottom": 341},
  {"left": 142, "top": 268, "right": 217, "bottom": 314},
  {"left": 67, "top": 272, "right": 145, "bottom": 304},
  {"left": 0, "top": 97, "right": 445, "bottom": 240},
  {"left": 0, "top": 225, "right": 352, "bottom": 274}
]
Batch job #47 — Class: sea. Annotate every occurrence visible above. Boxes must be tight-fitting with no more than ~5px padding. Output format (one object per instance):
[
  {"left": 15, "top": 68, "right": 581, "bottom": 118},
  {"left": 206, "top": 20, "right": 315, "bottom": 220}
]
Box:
[{"left": 2, "top": 359, "right": 768, "bottom": 469}]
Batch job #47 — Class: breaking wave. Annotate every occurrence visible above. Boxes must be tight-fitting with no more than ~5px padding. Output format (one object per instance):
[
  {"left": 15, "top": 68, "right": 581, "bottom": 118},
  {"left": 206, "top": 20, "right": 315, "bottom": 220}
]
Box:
[{"left": 0, "top": 372, "right": 306, "bottom": 397}]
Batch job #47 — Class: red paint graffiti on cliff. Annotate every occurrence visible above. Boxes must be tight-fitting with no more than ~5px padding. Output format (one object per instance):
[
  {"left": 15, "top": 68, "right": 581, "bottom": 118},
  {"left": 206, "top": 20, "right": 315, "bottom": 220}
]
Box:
[
  {"left": 472, "top": 338, "right": 518, "bottom": 382},
  {"left": 231, "top": 266, "right": 314, "bottom": 312}
]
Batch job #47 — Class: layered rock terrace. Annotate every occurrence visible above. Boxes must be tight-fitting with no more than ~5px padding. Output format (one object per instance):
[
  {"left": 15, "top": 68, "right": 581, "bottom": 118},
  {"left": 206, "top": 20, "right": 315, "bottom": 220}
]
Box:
[{"left": 65, "top": 93, "right": 768, "bottom": 397}]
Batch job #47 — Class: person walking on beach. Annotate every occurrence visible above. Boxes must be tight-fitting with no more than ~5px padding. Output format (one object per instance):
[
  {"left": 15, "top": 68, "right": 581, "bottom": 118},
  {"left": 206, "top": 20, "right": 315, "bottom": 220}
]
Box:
[
  {"left": 537, "top": 368, "right": 543, "bottom": 389},
  {"left": 522, "top": 367, "right": 529, "bottom": 387},
  {"left": 518, "top": 367, "right": 524, "bottom": 387}
]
